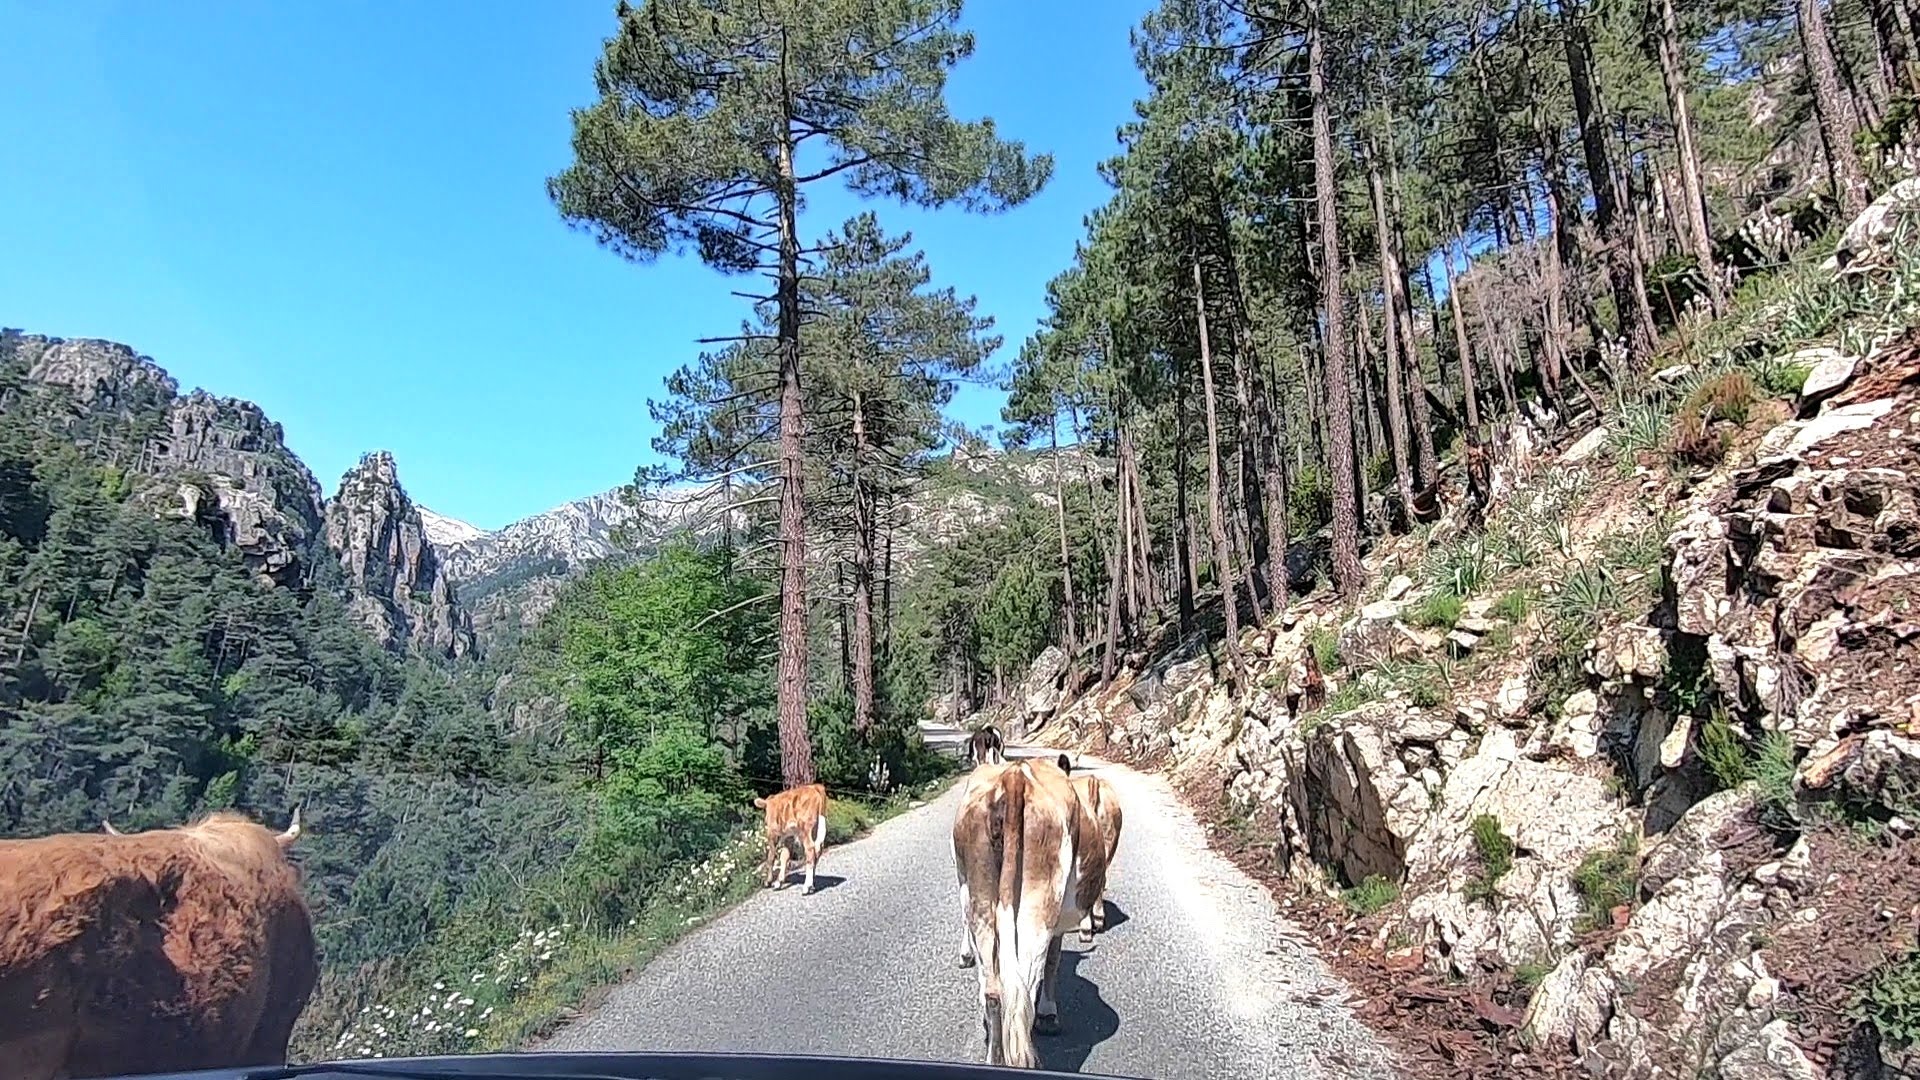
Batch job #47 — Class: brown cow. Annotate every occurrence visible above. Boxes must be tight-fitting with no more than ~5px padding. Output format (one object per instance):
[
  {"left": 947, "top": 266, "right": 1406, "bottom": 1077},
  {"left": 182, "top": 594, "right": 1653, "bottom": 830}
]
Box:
[
  {"left": 752, "top": 783, "right": 829, "bottom": 894},
  {"left": 0, "top": 810, "right": 317, "bottom": 1080},
  {"left": 951, "top": 757, "right": 1108, "bottom": 1069},
  {"left": 1056, "top": 756, "right": 1124, "bottom": 941}
]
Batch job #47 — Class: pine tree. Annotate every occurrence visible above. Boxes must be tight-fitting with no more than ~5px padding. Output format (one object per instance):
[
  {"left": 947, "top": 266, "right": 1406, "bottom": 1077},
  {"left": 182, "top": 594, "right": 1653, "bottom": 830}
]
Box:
[{"left": 551, "top": 0, "right": 1050, "bottom": 785}]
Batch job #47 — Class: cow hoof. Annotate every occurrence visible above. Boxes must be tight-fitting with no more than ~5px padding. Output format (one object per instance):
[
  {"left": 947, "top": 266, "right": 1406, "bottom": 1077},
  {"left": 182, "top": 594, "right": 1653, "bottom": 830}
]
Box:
[
  {"left": 1078, "top": 930, "right": 1094, "bottom": 944},
  {"left": 957, "top": 953, "right": 976, "bottom": 969},
  {"left": 1034, "top": 1013, "right": 1061, "bottom": 1036}
]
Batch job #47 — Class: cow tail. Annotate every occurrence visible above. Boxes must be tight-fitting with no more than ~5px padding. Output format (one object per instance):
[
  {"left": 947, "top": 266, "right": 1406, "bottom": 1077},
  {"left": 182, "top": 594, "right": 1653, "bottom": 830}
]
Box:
[{"left": 993, "top": 765, "right": 1036, "bottom": 1067}]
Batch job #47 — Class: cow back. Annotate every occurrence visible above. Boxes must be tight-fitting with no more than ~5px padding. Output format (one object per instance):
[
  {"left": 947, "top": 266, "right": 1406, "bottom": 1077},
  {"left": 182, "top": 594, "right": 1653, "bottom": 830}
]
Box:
[{"left": 0, "top": 815, "right": 316, "bottom": 1080}]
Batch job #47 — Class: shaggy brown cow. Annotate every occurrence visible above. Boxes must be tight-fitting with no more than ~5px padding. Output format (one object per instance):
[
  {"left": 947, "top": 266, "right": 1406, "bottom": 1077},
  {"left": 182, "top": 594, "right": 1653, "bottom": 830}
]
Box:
[
  {"left": 753, "top": 783, "right": 829, "bottom": 894},
  {"left": 951, "top": 757, "right": 1108, "bottom": 1069},
  {"left": 0, "top": 810, "right": 317, "bottom": 1080}
]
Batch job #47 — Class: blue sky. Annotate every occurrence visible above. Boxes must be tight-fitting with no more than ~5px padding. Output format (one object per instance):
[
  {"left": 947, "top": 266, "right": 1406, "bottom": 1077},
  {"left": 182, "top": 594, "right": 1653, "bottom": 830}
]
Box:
[{"left": 0, "top": 1, "right": 1151, "bottom": 530}]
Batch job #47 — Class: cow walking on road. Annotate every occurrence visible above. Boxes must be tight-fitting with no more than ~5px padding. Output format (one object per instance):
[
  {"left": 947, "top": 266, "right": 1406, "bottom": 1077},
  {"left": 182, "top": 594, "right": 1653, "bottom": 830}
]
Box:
[
  {"left": 951, "top": 756, "right": 1110, "bottom": 1069},
  {"left": 754, "top": 783, "right": 830, "bottom": 894},
  {"left": 1058, "top": 755, "right": 1124, "bottom": 941},
  {"left": 0, "top": 810, "right": 317, "bottom": 1080},
  {"left": 966, "top": 725, "right": 1005, "bottom": 766}
]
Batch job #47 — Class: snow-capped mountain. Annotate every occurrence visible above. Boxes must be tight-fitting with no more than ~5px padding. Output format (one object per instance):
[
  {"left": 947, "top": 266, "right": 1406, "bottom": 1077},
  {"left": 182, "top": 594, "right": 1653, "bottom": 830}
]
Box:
[{"left": 416, "top": 506, "right": 488, "bottom": 547}]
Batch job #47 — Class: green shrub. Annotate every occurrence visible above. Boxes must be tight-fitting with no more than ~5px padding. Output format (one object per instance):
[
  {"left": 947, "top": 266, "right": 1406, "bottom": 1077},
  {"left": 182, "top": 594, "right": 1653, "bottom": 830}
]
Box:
[
  {"left": 1611, "top": 401, "right": 1671, "bottom": 466},
  {"left": 1752, "top": 353, "right": 1814, "bottom": 397},
  {"left": 1311, "top": 624, "right": 1342, "bottom": 672},
  {"left": 1343, "top": 874, "right": 1400, "bottom": 916},
  {"left": 1543, "top": 561, "right": 1623, "bottom": 634},
  {"left": 1409, "top": 591, "right": 1464, "bottom": 630},
  {"left": 825, "top": 798, "right": 877, "bottom": 844},
  {"left": 1428, "top": 538, "right": 1492, "bottom": 598},
  {"left": 1492, "top": 589, "right": 1532, "bottom": 623},
  {"left": 1698, "top": 710, "right": 1753, "bottom": 791},
  {"left": 1854, "top": 951, "right": 1920, "bottom": 1049},
  {"left": 1572, "top": 836, "right": 1640, "bottom": 928},
  {"left": 1465, "top": 814, "right": 1514, "bottom": 904},
  {"left": 1754, "top": 731, "right": 1800, "bottom": 830},
  {"left": 1514, "top": 960, "right": 1554, "bottom": 990}
]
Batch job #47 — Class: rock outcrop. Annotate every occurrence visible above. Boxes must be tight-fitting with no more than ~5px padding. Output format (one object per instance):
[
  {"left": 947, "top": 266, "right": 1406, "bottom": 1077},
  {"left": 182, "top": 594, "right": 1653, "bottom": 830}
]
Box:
[{"left": 325, "top": 452, "right": 475, "bottom": 660}]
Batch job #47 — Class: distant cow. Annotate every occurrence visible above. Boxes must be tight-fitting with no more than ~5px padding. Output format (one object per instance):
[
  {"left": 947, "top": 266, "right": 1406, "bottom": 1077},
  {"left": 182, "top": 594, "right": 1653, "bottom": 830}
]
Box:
[
  {"left": 753, "top": 784, "right": 829, "bottom": 894},
  {"left": 1054, "top": 755, "right": 1124, "bottom": 940},
  {"left": 966, "top": 725, "right": 1005, "bottom": 767},
  {"left": 0, "top": 810, "right": 317, "bottom": 1080},
  {"left": 951, "top": 757, "right": 1109, "bottom": 1069}
]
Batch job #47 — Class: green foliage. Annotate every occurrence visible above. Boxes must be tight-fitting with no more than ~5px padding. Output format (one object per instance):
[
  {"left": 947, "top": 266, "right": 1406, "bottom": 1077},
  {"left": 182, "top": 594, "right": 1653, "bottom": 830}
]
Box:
[
  {"left": 1611, "top": 401, "right": 1672, "bottom": 468},
  {"left": 1409, "top": 591, "right": 1463, "bottom": 630},
  {"left": 1514, "top": 960, "right": 1554, "bottom": 990},
  {"left": 1542, "top": 561, "right": 1625, "bottom": 635},
  {"left": 1426, "top": 538, "right": 1492, "bottom": 600},
  {"left": 1854, "top": 951, "right": 1920, "bottom": 1050},
  {"left": 1699, "top": 710, "right": 1754, "bottom": 791},
  {"left": 1492, "top": 589, "right": 1532, "bottom": 623},
  {"left": 1342, "top": 875, "right": 1400, "bottom": 916},
  {"left": 1311, "top": 624, "right": 1343, "bottom": 672},
  {"left": 1471, "top": 814, "right": 1514, "bottom": 881},
  {"left": 1754, "top": 731, "right": 1801, "bottom": 831},
  {"left": 1573, "top": 837, "right": 1640, "bottom": 929},
  {"left": 1751, "top": 353, "right": 1814, "bottom": 397}
]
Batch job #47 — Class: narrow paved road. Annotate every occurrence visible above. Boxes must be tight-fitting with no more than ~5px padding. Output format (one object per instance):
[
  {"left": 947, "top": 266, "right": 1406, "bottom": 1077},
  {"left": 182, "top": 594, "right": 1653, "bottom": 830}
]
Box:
[{"left": 541, "top": 750, "right": 1395, "bottom": 1079}]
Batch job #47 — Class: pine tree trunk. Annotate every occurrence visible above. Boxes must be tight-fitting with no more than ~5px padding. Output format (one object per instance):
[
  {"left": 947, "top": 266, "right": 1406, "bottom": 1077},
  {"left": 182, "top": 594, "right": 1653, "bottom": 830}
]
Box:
[
  {"left": 773, "top": 115, "right": 815, "bottom": 788},
  {"left": 1643, "top": 0, "right": 1720, "bottom": 315},
  {"left": 849, "top": 390, "right": 877, "bottom": 737},
  {"left": 1260, "top": 348, "right": 1291, "bottom": 610},
  {"left": 1385, "top": 150, "right": 1438, "bottom": 490},
  {"left": 1563, "top": 2, "right": 1657, "bottom": 358},
  {"left": 1050, "top": 418, "right": 1078, "bottom": 653},
  {"left": 1123, "top": 426, "right": 1158, "bottom": 613},
  {"left": 1800, "top": 0, "right": 1874, "bottom": 219},
  {"left": 1311, "top": 0, "right": 1365, "bottom": 596},
  {"left": 1193, "top": 255, "right": 1247, "bottom": 691},
  {"left": 1527, "top": 70, "right": 1575, "bottom": 412},
  {"left": 1444, "top": 243, "right": 1483, "bottom": 443},
  {"left": 880, "top": 489, "right": 895, "bottom": 668},
  {"left": 1366, "top": 147, "right": 1418, "bottom": 520},
  {"left": 1174, "top": 365, "right": 1198, "bottom": 636}
]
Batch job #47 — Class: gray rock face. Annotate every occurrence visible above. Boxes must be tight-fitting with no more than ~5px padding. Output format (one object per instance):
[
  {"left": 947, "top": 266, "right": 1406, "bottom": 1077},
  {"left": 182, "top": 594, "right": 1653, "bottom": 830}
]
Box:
[
  {"left": 17, "top": 334, "right": 179, "bottom": 410},
  {"left": 325, "top": 452, "right": 475, "bottom": 660},
  {"left": 156, "top": 391, "right": 328, "bottom": 586}
]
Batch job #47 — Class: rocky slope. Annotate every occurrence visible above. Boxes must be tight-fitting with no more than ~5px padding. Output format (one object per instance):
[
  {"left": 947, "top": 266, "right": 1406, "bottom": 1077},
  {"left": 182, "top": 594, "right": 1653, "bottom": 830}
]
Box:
[
  {"left": 1, "top": 330, "right": 472, "bottom": 659},
  {"left": 974, "top": 209, "right": 1920, "bottom": 1080}
]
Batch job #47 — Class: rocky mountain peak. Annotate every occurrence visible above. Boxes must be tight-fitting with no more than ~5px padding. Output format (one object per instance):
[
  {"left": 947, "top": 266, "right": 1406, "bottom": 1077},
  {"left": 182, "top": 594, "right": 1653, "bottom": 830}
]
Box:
[
  {"left": 324, "top": 451, "right": 475, "bottom": 660},
  {"left": 11, "top": 333, "right": 179, "bottom": 411}
]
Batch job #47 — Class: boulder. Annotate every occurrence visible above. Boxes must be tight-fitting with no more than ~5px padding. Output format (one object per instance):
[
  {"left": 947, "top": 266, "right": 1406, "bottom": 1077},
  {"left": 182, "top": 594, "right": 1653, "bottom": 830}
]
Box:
[
  {"left": 1792, "top": 347, "right": 1857, "bottom": 414},
  {"left": 1559, "top": 426, "right": 1610, "bottom": 466},
  {"left": 1828, "top": 175, "right": 1920, "bottom": 275}
]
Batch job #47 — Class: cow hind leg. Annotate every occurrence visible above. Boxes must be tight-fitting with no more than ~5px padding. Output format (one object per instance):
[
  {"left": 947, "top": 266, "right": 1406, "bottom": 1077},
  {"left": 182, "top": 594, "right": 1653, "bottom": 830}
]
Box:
[
  {"left": 772, "top": 843, "right": 791, "bottom": 889},
  {"left": 802, "top": 814, "right": 824, "bottom": 894},
  {"left": 957, "top": 882, "right": 977, "bottom": 968},
  {"left": 1035, "top": 934, "right": 1064, "bottom": 1036},
  {"left": 1078, "top": 907, "right": 1096, "bottom": 944}
]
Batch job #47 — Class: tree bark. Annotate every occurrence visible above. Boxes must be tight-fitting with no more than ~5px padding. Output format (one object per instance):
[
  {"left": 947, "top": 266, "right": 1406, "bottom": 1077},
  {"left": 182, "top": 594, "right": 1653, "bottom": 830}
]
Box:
[
  {"left": 1384, "top": 148, "right": 1438, "bottom": 490},
  {"left": 849, "top": 390, "right": 877, "bottom": 737},
  {"left": 773, "top": 101, "right": 815, "bottom": 787},
  {"left": 1799, "top": 0, "right": 1873, "bottom": 219},
  {"left": 1366, "top": 146, "right": 1418, "bottom": 520},
  {"left": 1050, "top": 417, "right": 1078, "bottom": 654},
  {"left": 1174, "top": 360, "right": 1198, "bottom": 636},
  {"left": 1526, "top": 62, "right": 1575, "bottom": 412},
  {"left": 1563, "top": 1, "right": 1657, "bottom": 358},
  {"left": 1194, "top": 254, "right": 1247, "bottom": 692},
  {"left": 1443, "top": 242, "right": 1483, "bottom": 443},
  {"left": 1311, "top": 0, "right": 1366, "bottom": 596}
]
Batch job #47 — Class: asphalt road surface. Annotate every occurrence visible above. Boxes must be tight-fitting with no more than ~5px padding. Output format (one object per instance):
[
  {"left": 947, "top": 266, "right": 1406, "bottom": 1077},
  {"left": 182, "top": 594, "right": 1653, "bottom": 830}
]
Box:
[{"left": 540, "top": 748, "right": 1396, "bottom": 1079}]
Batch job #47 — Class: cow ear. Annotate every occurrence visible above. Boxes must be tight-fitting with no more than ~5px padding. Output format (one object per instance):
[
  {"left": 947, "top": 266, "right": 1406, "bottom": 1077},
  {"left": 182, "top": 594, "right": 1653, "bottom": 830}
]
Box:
[
  {"left": 276, "top": 806, "right": 302, "bottom": 849},
  {"left": 752, "top": 796, "right": 768, "bottom": 808},
  {"left": 1057, "top": 754, "right": 1072, "bottom": 773},
  {"left": 102, "top": 819, "right": 123, "bottom": 836}
]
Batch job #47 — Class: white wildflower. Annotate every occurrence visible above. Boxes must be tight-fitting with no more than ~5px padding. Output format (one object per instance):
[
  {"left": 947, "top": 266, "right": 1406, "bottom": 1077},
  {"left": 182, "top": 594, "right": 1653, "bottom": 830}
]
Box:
[
  {"left": 464, "top": 1028, "right": 479, "bottom": 1038},
  {"left": 481, "top": 1007, "right": 494, "bottom": 1019},
  {"left": 433, "top": 981, "right": 446, "bottom": 991},
  {"left": 459, "top": 996, "right": 475, "bottom": 1007}
]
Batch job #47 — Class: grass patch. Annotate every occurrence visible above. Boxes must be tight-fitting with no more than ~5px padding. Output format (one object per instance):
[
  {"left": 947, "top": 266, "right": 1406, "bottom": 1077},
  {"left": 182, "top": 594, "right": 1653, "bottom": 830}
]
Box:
[
  {"left": 1514, "top": 959, "right": 1555, "bottom": 991},
  {"left": 1755, "top": 731, "right": 1800, "bottom": 831},
  {"left": 1542, "top": 560, "right": 1625, "bottom": 635},
  {"left": 1409, "top": 591, "right": 1464, "bottom": 630},
  {"left": 1465, "top": 814, "right": 1515, "bottom": 904},
  {"left": 1343, "top": 874, "right": 1400, "bottom": 916},
  {"left": 1752, "top": 352, "right": 1815, "bottom": 397},
  {"left": 1698, "top": 709, "right": 1753, "bottom": 791},
  {"left": 1492, "top": 588, "right": 1532, "bottom": 623},
  {"left": 1572, "top": 832, "right": 1641, "bottom": 930},
  {"left": 1311, "top": 624, "right": 1342, "bottom": 672}
]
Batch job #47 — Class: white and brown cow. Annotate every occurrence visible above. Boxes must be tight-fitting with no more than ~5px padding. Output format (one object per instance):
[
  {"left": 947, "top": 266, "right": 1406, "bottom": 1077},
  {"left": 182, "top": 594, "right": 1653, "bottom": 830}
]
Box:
[
  {"left": 1057, "top": 755, "right": 1124, "bottom": 941},
  {"left": 965, "top": 725, "right": 1006, "bottom": 766},
  {"left": 951, "top": 756, "right": 1109, "bottom": 1069},
  {"left": 753, "top": 783, "right": 830, "bottom": 894}
]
